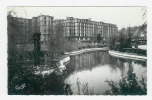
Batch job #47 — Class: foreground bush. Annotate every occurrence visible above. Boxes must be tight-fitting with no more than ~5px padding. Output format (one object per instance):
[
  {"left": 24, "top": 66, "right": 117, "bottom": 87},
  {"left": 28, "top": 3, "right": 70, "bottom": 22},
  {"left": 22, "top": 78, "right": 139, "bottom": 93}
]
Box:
[{"left": 104, "top": 66, "right": 147, "bottom": 95}]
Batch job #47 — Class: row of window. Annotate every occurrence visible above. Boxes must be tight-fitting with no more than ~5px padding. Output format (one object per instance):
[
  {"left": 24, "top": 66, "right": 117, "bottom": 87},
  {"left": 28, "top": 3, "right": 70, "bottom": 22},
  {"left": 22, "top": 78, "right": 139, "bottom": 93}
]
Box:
[
  {"left": 37, "top": 16, "right": 54, "bottom": 21},
  {"left": 66, "top": 19, "right": 96, "bottom": 24},
  {"left": 66, "top": 33, "right": 92, "bottom": 37},
  {"left": 75, "top": 38, "right": 90, "bottom": 41},
  {"left": 66, "top": 19, "right": 116, "bottom": 27},
  {"left": 61, "top": 23, "right": 117, "bottom": 28},
  {"left": 65, "top": 28, "right": 117, "bottom": 32},
  {"left": 64, "top": 25, "right": 117, "bottom": 29},
  {"left": 15, "top": 18, "right": 31, "bottom": 23}
]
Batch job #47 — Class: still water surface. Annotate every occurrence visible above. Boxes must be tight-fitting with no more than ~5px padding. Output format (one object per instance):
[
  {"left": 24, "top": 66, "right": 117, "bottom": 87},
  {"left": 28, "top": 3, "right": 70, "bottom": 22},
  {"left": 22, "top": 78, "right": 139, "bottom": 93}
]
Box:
[{"left": 64, "top": 51, "right": 147, "bottom": 95}]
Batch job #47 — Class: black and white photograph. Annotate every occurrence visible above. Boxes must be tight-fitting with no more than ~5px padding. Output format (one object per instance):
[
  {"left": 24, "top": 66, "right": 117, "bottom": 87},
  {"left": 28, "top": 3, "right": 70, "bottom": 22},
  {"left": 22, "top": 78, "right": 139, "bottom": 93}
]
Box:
[{"left": 7, "top": 6, "right": 147, "bottom": 95}]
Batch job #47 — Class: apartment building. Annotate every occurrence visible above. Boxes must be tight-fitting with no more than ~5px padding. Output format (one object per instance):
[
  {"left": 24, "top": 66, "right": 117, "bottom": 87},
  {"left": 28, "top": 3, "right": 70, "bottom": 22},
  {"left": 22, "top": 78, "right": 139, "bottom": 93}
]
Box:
[
  {"left": 55, "top": 17, "right": 118, "bottom": 43},
  {"left": 11, "top": 15, "right": 118, "bottom": 45},
  {"left": 12, "top": 17, "right": 32, "bottom": 44},
  {"left": 32, "top": 15, "right": 54, "bottom": 44}
]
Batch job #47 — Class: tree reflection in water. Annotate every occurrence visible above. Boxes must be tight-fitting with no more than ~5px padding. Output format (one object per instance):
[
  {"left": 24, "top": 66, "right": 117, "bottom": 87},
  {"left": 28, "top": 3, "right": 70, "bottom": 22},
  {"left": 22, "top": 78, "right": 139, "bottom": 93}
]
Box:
[
  {"left": 104, "top": 62, "right": 147, "bottom": 95},
  {"left": 65, "top": 51, "right": 147, "bottom": 95},
  {"left": 8, "top": 51, "right": 146, "bottom": 95}
]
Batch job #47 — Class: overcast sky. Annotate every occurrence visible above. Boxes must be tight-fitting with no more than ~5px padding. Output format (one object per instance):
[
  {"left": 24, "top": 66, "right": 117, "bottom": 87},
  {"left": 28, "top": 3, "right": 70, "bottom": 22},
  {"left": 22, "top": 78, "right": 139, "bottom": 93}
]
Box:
[{"left": 8, "top": 7, "right": 146, "bottom": 30}]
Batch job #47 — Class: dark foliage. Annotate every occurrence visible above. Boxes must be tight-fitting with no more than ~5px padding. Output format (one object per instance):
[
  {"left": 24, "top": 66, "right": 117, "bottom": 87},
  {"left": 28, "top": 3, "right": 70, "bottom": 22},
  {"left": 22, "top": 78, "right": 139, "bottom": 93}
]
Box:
[
  {"left": 104, "top": 65, "right": 147, "bottom": 95},
  {"left": 8, "top": 60, "right": 73, "bottom": 95}
]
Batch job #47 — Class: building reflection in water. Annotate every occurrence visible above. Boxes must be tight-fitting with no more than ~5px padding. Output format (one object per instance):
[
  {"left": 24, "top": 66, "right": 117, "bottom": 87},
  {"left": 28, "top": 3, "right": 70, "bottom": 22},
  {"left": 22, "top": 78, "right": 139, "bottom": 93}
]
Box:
[{"left": 64, "top": 51, "right": 147, "bottom": 95}]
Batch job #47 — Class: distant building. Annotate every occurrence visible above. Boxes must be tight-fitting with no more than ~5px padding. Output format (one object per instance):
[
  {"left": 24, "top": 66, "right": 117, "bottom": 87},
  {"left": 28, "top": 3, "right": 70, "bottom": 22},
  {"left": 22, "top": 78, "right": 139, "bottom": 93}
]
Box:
[
  {"left": 11, "top": 15, "right": 118, "bottom": 45},
  {"left": 54, "top": 17, "right": 118, "bottom": 43},
  {"left": 32, "top": 15, "right": 54, "bottom": 44},
  {"left": 12, "top": 17, "right": 32, "bottom": 44}
]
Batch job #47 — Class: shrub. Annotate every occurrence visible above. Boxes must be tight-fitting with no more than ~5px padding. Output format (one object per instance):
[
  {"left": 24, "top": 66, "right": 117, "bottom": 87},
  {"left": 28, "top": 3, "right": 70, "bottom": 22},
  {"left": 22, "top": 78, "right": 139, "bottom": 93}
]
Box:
[{"left": 104, "top": 66, "right": 147, "bottom": 95}]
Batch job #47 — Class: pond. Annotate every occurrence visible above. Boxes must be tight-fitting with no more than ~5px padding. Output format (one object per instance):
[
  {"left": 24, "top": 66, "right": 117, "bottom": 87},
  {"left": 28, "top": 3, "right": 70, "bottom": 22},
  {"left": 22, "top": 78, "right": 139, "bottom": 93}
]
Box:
[
  {"left": 64, "top": 51, "right": 147, "bottom": 95},
  {"left": 8, "top": 50, "right": 147, "bottom": 95}
]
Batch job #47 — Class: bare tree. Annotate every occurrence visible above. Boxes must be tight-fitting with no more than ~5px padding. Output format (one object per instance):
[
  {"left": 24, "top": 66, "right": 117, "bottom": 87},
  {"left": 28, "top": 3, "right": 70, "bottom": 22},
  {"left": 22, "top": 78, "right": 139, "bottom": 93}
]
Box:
[
  {"left": 47, "top": 21, "right": 65, "bottom": 66},
  {"left": 8, "top": 7, "right": 32, "bottom": 63}
]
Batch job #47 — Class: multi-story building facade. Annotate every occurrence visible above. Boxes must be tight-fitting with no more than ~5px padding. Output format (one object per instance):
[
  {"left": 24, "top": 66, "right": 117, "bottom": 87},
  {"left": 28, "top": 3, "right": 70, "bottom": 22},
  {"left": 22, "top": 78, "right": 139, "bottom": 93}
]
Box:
[
  {"left": 54, "top": 17, "right": 118, "bottom": 43},
  {"left": 11, "top": 15, "right": 118, "bottom": 45},
  {"left": 12, "top": 17, "right": 32, "bottom": 44},
  {"left": 32, "top": 15, "right": 54, "bottom": 44}
]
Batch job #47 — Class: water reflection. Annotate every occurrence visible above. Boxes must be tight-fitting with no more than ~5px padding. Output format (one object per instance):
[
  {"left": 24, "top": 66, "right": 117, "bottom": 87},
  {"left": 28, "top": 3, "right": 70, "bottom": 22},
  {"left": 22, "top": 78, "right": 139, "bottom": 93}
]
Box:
[{"left": 64, "top": 51, "right": 147, "bottom": 95}]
